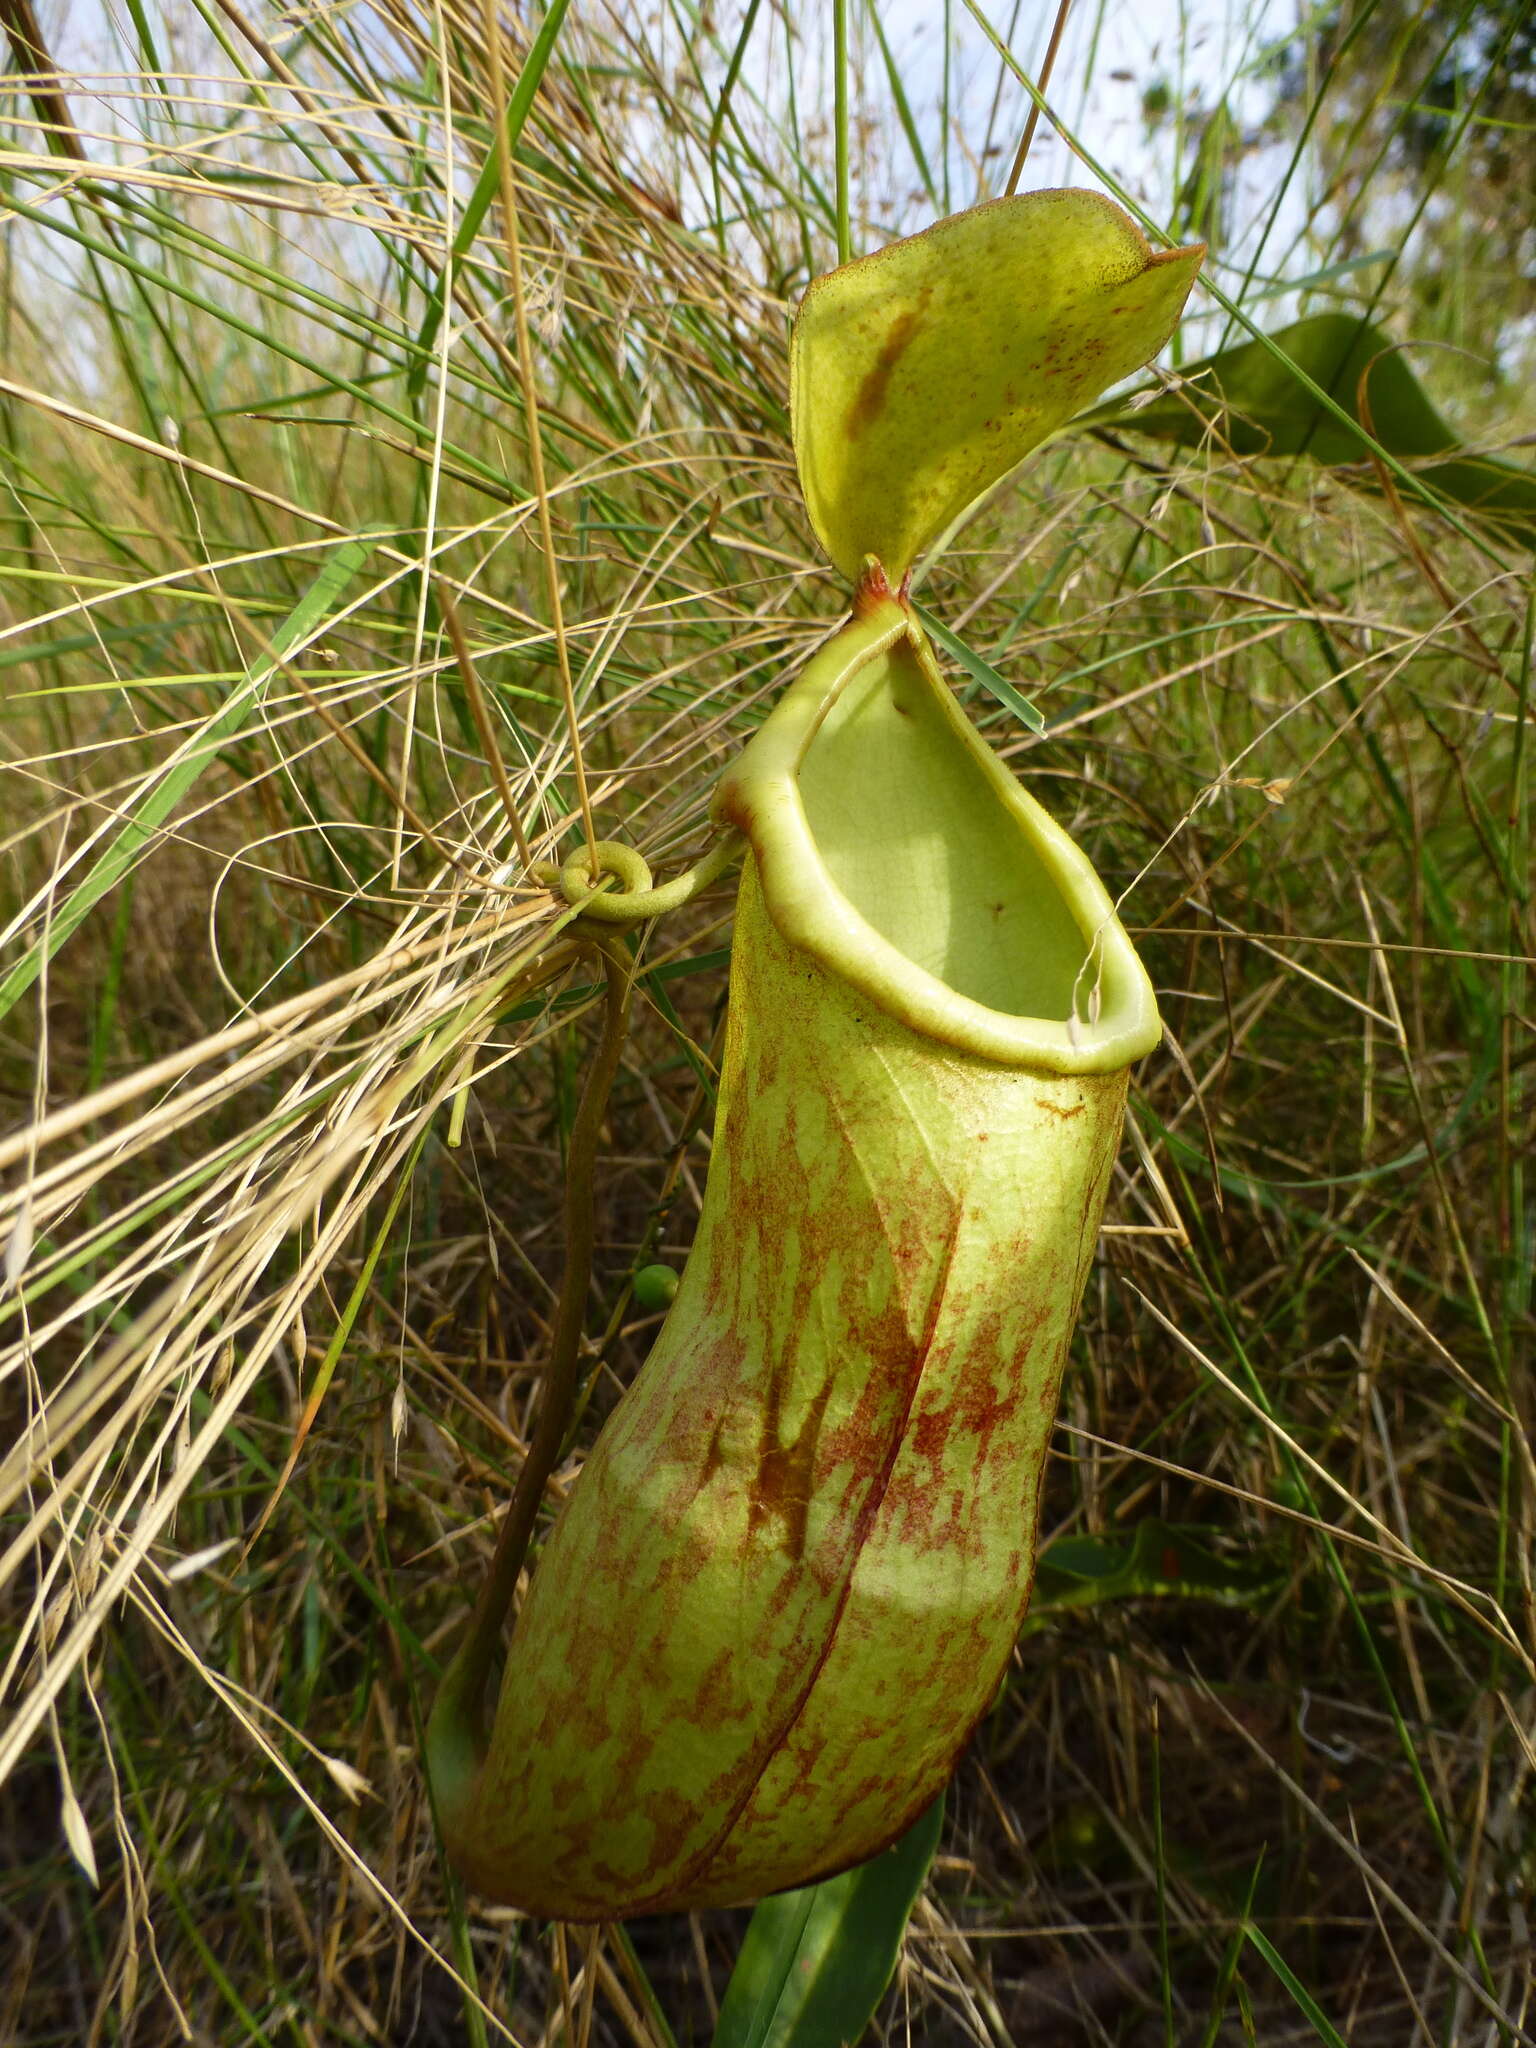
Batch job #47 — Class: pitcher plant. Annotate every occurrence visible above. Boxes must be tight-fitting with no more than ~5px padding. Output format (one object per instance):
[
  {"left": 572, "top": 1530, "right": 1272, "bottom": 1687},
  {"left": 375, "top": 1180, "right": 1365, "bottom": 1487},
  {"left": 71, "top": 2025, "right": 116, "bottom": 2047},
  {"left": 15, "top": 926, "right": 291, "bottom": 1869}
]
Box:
[{"left": 428, "top": 189, "right": 1204, "bottom": 1918}]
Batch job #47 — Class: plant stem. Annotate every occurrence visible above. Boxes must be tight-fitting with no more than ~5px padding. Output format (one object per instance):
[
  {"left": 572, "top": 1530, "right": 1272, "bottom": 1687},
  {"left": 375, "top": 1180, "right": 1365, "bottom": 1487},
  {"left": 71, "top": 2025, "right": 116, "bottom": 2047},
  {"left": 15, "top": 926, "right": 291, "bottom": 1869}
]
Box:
[{"left": 427, "top": 936, "right": 634, "bottom": 1783}]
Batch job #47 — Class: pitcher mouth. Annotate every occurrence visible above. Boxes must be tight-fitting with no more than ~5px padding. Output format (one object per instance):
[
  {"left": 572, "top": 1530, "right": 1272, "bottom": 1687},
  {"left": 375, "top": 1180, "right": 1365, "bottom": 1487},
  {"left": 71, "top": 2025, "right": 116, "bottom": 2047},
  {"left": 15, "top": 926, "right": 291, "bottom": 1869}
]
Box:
[{"left": 713, "top": 589, "right": 1161, "bottom": 1075}]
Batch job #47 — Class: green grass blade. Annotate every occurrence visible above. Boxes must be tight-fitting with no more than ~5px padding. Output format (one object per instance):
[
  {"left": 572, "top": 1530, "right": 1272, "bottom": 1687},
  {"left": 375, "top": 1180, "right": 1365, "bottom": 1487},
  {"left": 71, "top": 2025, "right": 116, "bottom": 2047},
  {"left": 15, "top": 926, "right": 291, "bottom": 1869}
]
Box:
[
  {"left": 707, "top": 0, "right": 765, "bottom": 153},
  {"left": 0, "top": 538, "right": 375, "bottom": 1026},
  {"left": 915, "top": 603, "right": 1045, "bottom": 733},
  {"left": 408, "top": 0, "right": 574, "bottom": 389},
  {"left": 867, "top": 3, "right": 940, "bottom": 208},
  {"left": 1242, "top": 1924, "right": 1352, "bottom": 2048},
  {"left": 1200, "top": 1856, "right": 1267, "bottom": 2048}
]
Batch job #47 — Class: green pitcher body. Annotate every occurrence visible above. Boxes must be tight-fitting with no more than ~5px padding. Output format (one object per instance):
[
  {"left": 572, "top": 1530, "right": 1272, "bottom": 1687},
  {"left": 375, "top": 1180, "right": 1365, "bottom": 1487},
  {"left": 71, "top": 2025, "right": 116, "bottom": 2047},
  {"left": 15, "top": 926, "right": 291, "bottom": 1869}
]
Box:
[{"left": 440, "top": 597, "right": 1158, "bottom": 1917}]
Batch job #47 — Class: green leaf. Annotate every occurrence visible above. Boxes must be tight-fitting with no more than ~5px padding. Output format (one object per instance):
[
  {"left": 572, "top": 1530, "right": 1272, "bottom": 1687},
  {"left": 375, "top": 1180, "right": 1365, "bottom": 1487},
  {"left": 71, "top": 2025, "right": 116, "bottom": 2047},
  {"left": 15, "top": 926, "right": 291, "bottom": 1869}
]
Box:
[
  {"left": 711, "top": 1795, "right": 943, "bottom": 2048},
  {"left": 1029, "top": 1517, "right": 1283, "bottom": 1622},
  {"left": 0, "top": 538, "right": 377, "bottom": 1026},
  {"left": 792, "top": 191, "right": 1203, "bottom": 584},
  {"left": 914, "top": 603, "right": 1045, "bottom": 733},
  {"left": 1093, "top": 310, "right": 1536, "bottom": 541}
]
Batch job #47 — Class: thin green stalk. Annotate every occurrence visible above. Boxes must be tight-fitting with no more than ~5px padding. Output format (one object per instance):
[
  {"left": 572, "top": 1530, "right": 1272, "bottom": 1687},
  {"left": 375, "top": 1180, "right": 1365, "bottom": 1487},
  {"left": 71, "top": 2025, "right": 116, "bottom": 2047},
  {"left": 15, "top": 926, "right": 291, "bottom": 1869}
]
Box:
[{"left": 833, "top": 0, "right": 850, "bottom": 263}]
